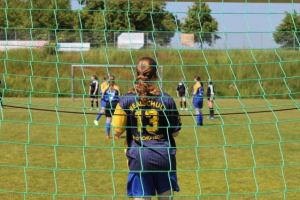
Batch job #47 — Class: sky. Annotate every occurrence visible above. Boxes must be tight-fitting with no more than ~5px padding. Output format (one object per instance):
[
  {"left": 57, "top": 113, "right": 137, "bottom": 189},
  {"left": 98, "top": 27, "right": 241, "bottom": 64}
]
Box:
[{"left": 70, "top": 0, "right": 299, "bottom": 49}]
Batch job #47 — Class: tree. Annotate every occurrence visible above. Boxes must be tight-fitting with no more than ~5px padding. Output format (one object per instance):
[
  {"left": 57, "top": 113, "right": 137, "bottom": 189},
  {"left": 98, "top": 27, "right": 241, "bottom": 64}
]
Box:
[
  {"left": 78, "top": 0, "right": 180, "bottom": 47},
  {"left": 273, "top": 11, "right": 300, "bottom": 48},
  {"left": 0, "top": 0, "right": 76, "bottom": 41},
  {"left": 181, "top": 3, "right": 219, "bottom": 48}
]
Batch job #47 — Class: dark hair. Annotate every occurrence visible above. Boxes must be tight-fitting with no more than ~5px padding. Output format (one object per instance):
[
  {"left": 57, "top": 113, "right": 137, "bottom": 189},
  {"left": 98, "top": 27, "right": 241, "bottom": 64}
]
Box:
[
  {"left": 92, "top": 75, "right": 98, "bottom": 80},
  {"left": 194, "top": 75, "right": 203, "bottom": 86},
  {"left": 208, "top": 79, "right": 213, "bottom": 85},
  {"left": 129, "top": 57, "right": 160, "bottom": 102},
  {"left": 104, "top": 75, "right": 109, "bottom": 80}
]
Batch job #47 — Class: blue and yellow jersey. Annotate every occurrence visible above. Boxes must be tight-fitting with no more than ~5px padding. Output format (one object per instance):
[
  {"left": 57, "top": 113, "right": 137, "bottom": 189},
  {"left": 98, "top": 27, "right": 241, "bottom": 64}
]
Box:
[
  {"left": 99, "top": 82, "right": 108, "bottom": 96},
  {"left": 192, "top": 82, "right": 204, "bottom": 99},
  {"left": 102, "top": 84, "right": 121, "bottom": 102},
  {"left": 113, "top": 93, "right": 181, "bottom": 171}
]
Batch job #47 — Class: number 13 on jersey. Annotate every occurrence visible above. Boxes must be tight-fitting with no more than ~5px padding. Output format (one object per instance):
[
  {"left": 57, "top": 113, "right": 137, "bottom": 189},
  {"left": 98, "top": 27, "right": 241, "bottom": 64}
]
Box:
[{"left": 134, "top": 109, "right": 159, "bottom": 133}]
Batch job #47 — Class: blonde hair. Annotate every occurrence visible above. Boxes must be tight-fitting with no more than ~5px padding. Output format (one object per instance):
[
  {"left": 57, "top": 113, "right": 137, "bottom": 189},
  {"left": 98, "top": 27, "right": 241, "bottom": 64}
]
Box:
[{"left": 129, "top": 57, "right": 160, "bottom": 102}]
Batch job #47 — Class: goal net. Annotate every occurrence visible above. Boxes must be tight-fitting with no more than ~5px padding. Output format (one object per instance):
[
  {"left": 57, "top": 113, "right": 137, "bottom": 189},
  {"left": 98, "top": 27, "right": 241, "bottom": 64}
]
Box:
[{"left": 0, "top": 0, "right": 300, "bottom": 199}]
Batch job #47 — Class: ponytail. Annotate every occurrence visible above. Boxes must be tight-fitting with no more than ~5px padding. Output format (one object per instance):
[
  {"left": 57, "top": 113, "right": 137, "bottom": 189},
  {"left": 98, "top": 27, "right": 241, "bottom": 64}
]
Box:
[
  {"left": 129, "top": 57, "right": 160, "bottom": 102},
  {"left": 108, "top": 75, "right": 115, "bottom": 90}
]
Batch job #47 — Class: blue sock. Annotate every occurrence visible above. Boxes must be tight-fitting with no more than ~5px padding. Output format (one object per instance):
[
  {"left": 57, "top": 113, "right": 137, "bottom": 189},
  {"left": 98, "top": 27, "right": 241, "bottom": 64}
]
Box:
[
  {"left": 199, "top": 111, "right": 203, "bottom": 124},
  {"left": 106, "top": 121, "right": 111, "bottom": 136},
  {"left": 196, "top": 112, "right": 201, "bottom": 124},
  {"left": 95, "top": 111, "right": 104, "bottom": 121}
]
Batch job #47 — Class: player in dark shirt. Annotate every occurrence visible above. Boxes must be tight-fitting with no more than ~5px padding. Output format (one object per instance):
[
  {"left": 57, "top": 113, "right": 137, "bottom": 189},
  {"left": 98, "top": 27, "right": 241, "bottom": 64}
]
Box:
[
  {"left": 207, "top": 79, "right": 215, "bottom": 119},
  {"left": 113, "top": 57, "right": 181, "bottom": 200},
  {"left": 89, "top": 75, "right": 99, "bottom": 110},
  {"left": 176, "top": 77, "right": 188, "bottom": 110}
]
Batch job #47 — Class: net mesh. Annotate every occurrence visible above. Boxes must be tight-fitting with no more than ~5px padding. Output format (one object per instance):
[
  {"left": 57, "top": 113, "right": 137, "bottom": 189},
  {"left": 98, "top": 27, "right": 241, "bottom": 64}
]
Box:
[{"left": 0, "top": 0, "right": 300, "bottom": 199}]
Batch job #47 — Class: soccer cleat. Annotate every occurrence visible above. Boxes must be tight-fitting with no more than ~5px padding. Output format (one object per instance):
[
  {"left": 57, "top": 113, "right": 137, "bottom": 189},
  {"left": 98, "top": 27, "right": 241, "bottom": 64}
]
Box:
[
  {"left": 210, "top": 117, "right": 214, "bottom": 119},
  {"left": 185, "top": 108, "right": 188, "bottom": 111},
  {"left": 197, "top": 123, "right": 203, "bottom": 126},
  {"left": 207, "top": 116, "right": 211, "bottom": 119},
  {"left": 106, "top": 135, "right": 110, "bottom": 139},
  {"left": 94, "top": 120, "right": 99, "bottom": 126},
  {"left": 89, "top": 108, "right": 93, "bottom": 111},
  {"left": 180, "top": 108, "right": 183, "bottom": 110},
  {"left": 115, "top": 136, "right": 119, "bottom": 139}
]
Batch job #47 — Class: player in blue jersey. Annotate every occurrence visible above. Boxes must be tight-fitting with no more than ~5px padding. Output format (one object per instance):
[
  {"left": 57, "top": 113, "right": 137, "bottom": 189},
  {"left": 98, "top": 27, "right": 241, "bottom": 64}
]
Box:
[
  {"left": 94, "top": 75, "right": 108, "bottom": 124},
  {"left": 113, "top": 57, "right": 181, "bottom": 200},
  {"left": 94, "top": 75, "right": 120, "bottom": 139},
  {"left": 192, "top": 75, "right": 204, "bottom": 126}
]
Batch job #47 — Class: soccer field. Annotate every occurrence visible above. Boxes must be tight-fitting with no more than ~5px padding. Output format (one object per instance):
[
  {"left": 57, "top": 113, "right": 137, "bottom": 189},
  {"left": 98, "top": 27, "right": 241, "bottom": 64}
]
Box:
[{"left": 0, "top": 97, "right": 300, "bottom": 199}]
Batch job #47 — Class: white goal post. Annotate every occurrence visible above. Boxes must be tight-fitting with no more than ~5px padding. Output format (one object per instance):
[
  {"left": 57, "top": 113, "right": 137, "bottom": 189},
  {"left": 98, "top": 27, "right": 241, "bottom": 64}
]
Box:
[{"left": 71, "top": 64, "right": 164, "bottom": 102}]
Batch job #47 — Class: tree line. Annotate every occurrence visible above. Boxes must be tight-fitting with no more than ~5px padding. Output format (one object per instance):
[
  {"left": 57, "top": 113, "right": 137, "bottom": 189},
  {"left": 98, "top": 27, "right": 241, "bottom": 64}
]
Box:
[{"left": 0, "top": 0, "right": 299, "bottom": 48}]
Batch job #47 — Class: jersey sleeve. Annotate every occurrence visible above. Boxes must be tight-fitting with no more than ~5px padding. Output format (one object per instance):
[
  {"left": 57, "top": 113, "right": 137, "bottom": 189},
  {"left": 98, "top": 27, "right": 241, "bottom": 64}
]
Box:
[
  {"left": 112, "top": 101, "right": 127, "bottom": 133},
  {"left": 193, "top": 84, "right": 197, "bottom": 95},
  {"left": 101, "top": 83, "right": 109, "bottom": 94},
  {"left": 210, "top": 85, "right": 214, "bottom": 95},
  {"left": 166, "top": 97, "right": 181, "bottom": 134}
]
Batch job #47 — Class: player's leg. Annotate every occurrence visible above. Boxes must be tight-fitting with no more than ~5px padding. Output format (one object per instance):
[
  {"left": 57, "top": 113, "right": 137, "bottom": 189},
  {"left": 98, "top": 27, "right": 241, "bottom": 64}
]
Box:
[
  {"left": 210, "top": 99, "right": 214, "bottom": 119},
  {"left": 90, "top": 97, "right": 94, "bottom": 110},
  {"left": 128, "top": 173, "right": 155, "bottom": 200},
  {"left": 193, "top": 99, "right": 201, "bottom": 126},
  {"left": 95, "top": 96, "right": 99, "bottom": 109},
  {"left": 105, "top": 116, "right": 112, "bottom": 139},
  {"left": 207, "top": 99, "right": 214, "bottom": 119},
  {"left": 182, "top": 97, "right": 187, "bottom": 110},
  {"left": 199, "top": 100, "right": 204, "bottom": 125},
  {"left": 194, "top": 101, "right": 203, "bottom": 126},
  {"left": 207, "top": 99, "right": 211, "bottom": 119},
  {"left": 158, "top": 190, "right": 172, "bottom": 200},
  {"left": 134, "top": 197, "right": 151, "bottom": 200},
  {"left": 94, "top": 99, "right": 106, "bottom": 125},
  {"left": 155, "top": 172, "right": 179, "bottom": 200},
  {"left": 179, "top": 97, "right": 183, "bottom": 110},
  {"left": 105, "top": 101, "right": 119, "bottom": 139}
]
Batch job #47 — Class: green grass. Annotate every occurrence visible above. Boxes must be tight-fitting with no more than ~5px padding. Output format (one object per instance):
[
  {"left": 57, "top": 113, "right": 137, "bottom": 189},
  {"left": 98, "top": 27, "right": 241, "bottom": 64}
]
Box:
[{"left": 0, "top": 97, "right": 300, "bottom": 199}]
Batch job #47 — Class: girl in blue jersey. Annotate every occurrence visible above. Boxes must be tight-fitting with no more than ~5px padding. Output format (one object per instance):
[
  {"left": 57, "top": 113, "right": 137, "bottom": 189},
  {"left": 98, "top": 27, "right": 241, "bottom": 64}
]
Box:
[
  {"left": 95, "top": 75, "right": 120, "bottom": 139},
  {"left": 94, "top": 75, "right": 108, "bottom": 125},
  {"left": 192, "top": 75, "right": 204, "bottom": 126},
  {"left": 113, "top": 57, "right": 181, "bottom": 200}
]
